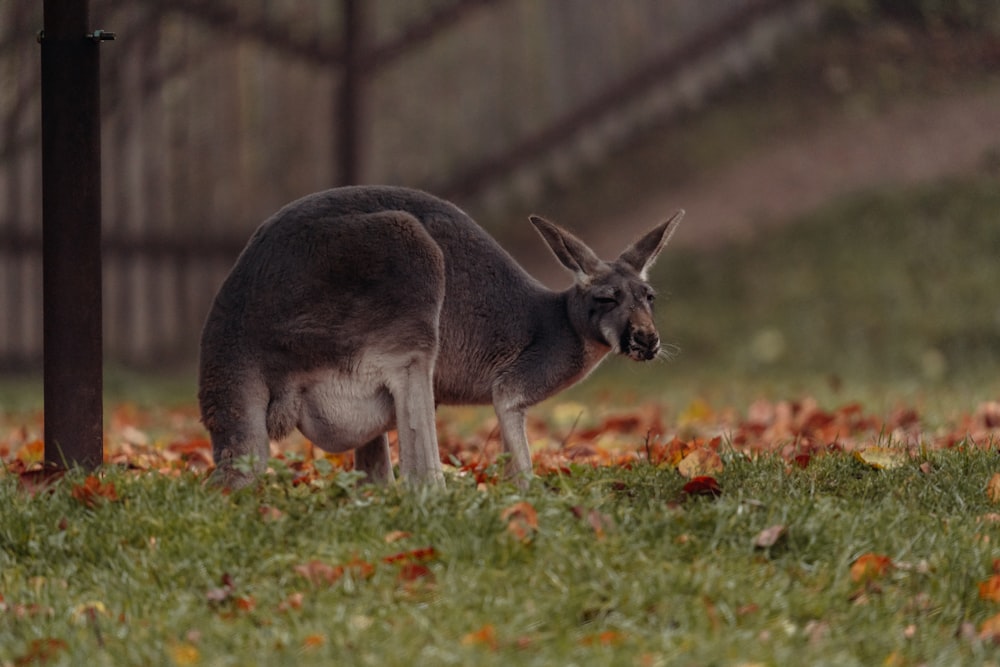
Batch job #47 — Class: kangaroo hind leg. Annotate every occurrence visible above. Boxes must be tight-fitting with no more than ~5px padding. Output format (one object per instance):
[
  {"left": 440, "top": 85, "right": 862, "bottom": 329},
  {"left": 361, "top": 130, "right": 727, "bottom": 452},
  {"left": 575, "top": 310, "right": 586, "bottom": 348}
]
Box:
[{"left": 355, "top": 434, "right": 394, "bottom": 484}]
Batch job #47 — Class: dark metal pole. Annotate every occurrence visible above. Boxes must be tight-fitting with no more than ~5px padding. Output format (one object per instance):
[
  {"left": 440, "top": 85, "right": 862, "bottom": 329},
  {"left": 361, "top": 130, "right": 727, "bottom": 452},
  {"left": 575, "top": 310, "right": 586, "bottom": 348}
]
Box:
[
  {"left": 40, "top": 0, "right": 109, "bottom": 469},
  {"left": 338, "top": 0, "right": 363, "bottom": 184}
]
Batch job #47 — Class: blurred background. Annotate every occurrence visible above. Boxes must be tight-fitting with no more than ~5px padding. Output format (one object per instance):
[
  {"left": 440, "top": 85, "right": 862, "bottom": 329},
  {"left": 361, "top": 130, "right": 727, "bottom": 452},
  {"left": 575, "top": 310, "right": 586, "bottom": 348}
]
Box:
[{"left": 1, "top": 0, "right": 999, "bottom": 407}]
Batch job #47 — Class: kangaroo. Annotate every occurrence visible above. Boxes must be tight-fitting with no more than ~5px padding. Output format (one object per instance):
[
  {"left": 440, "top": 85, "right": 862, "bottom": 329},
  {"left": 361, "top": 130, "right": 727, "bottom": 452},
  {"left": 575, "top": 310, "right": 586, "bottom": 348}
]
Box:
[{"left": 198, "top": 186, "right": 683, "bottom": 489}]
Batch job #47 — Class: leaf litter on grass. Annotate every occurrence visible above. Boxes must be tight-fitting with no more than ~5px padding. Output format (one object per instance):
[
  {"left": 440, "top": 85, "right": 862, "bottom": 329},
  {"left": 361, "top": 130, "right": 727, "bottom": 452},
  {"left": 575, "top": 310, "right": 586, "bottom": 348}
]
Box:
[{"left": 3, "top": 396, "right": 1000, "bottom": 487}]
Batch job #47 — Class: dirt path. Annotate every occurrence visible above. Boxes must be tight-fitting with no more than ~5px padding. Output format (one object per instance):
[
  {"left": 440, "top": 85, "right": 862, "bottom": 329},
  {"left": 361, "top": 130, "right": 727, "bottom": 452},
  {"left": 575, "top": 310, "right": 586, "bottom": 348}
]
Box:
[{"left": 600, "top": 85, "right": 1000, "bottom": 256}]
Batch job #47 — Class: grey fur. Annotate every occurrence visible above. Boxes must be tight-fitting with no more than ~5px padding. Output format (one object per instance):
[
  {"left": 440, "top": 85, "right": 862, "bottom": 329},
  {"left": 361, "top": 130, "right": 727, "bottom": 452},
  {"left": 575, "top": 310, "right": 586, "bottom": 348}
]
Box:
[{"left": 198, "top": 186, "right": 683, "bottom": 489}]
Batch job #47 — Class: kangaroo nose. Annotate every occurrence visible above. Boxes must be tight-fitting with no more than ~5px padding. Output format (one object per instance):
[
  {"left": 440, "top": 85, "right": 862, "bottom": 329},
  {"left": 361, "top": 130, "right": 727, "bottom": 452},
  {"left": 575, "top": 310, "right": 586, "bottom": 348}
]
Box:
[{"left": 628, "top": 327, "right": 660, "bottom": 361}]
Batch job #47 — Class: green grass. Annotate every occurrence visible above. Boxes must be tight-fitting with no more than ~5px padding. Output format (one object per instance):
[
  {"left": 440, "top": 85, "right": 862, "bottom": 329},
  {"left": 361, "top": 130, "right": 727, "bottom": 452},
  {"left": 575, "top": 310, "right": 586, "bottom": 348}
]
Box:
[{"left": 3, "top": 450, "right": 1000, "bottom": 666}]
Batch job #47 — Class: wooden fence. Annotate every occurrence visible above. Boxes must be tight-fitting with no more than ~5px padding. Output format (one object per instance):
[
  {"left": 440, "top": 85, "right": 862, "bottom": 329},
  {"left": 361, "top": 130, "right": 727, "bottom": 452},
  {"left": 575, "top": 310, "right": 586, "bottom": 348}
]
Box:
[{"left": 0, "top": 0, "right": 820, "bottom": 369}]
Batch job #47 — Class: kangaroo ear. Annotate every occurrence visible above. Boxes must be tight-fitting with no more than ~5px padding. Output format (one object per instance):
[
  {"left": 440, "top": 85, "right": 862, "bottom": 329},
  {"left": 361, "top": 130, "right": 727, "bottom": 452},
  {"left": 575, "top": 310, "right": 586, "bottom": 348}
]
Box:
[
  {"left": 618, "top": 209, "right": 684, "bottom": 279},
  {"left": 529, "top": 215, "right": 603, "bottom": 283}
]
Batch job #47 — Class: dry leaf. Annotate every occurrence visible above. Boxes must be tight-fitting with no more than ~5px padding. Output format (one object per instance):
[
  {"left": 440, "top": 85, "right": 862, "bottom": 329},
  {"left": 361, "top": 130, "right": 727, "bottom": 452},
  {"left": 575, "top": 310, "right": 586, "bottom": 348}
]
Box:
[
  {"left": 501, "top": 502, "right": 538, "bottom": 542},
  {"left": 850, "top": 553, "right": 894, "bottom": 583},
  {"left": 987, "top": 473, "right": 1000, "bottom": 504},
  {"left": 677, "top": 447, "right": 723, "bottom": 478},
  {"left": 462, "top": 623, "right": 498, "bottom": 650},
  {"left": 682, "top": 476, "right": 722, "bottom": 497},
  {"left": 853, "top": 447, "right": 907, "bottom": 470},
  {"left": 71, "top": 475, "right": 119, "bottom": 507},
  {"left": 980, "top": 575, "right": 1000, "bottom": 602},
  {"left": 384, "top": 530, "right": 411, "bottom": 544},
  {"left": 753, "top": 524, "right": 787, "bottom": 549},
  {"left": 980, "top": 612, "right": 1000, "bottom": 642}
]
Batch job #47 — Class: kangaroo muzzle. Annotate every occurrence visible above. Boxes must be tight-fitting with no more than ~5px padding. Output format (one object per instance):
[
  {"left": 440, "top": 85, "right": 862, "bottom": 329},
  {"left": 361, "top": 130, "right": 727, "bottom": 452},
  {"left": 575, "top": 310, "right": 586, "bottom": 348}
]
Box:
[{"left": 621, "top": 322, "right": 660, "bottom": 361}]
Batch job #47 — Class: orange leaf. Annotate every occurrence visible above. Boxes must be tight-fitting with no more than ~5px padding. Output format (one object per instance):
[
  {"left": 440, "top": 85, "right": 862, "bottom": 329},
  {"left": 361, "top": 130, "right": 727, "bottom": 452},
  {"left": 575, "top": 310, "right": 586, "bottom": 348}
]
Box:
[
  {"left": 71, "top": 475, "right": 119, "bottom": 507},
  {"left": 677, "top": 447, "right": 723, "bottom": 479},
  {"left": 234, "top": 595, "right": 256, "bottom": 612},
  {"left": 580, "top": 630, "right": 625, "bottom": 646},
  {"left": 461, "top": 623, "right": 498, "bottom": 650},
  {"left": 980, "top": 612, "right": 1000, "bottom": 641},
  {"left": 850, "top": 553, "right": 894, "bottom": 583},
  {"left": 302, "top": 633, "right": 326, "bottom": 649},
  {"left": 501, "top": 502, "right": 538, "bottom": 542},
  {"left": 980, "top": 575, "right": 1000, "bottom": 602},
  {"left": 16, "top": 439, "right": 44, "bottom": 464}
]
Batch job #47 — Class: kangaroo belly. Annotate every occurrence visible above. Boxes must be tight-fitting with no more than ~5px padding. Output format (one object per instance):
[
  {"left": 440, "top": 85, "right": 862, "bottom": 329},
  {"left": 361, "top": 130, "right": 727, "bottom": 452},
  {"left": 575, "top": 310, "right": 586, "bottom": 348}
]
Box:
[{"left": 293, "top": 369, "right": 395, "bottom": 453}]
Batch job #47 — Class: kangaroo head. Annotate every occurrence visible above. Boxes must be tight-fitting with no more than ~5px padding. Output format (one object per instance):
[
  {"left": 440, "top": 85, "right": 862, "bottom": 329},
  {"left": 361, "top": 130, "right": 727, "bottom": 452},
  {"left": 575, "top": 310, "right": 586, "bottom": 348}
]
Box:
[{"left": 530, "top": 210, "right": 684, "bottom": 361}]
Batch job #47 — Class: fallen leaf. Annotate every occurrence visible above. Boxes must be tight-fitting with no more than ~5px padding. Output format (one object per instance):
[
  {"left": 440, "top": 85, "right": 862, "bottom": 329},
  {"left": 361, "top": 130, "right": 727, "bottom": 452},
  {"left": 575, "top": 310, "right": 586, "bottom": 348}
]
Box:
[
  {"left": 987, "top": 473, "right": 1000, "bottom": 504},
  {"left": 980, "top": 575, "right": 1000, "bottom": 602},
  {"left": 70, "top": 475, "right": 119, "bottom": 508},
  {"left": 277, "top": 592, "right": 304, "bottom": 613},
  {"left": 384, "top": 530, "right": 411, "bottom": 544},
  {"left": 397, "top": 563, "right": 433, "bottom": 583},
  {"left": 382, "top": 547, "right": 438, "bottom": 564},
  {"left": 682, "top": 476, "right": 722, "bottom": 497},
  {"left": 462, "top": 623, "right": 498, "bottom": 650},
  {"left": 580, "top": 630, "right": 625, "bottom": 646},
  {"left": 294, "top": 561, "right": 344, "bottom": 586},
  {"left": 18, "top": 464, "right": 65, "bottom": 496},
  {"left": 980, "top": 612, "right": 1000, "bottom": 642},
  {"left": 257, "top": 505, "right": 284, "bottom": 522},
  {"left": 302, "top": 633, "right": 326, "bottom": 649},
  {"left": 853, "top": 447, "right": 907, "bottom": 470},
  {"left": 753, "top": 524, "right": 787, "bottom": 549},
  {"left": 501, "top": 502, "right": 538, "bottom": 542},
  {"left": 850, "top": 553, "right": 894, "bottom": 583},
  {"left": 169, "top": 642, "right": 201, "bottom": 666},
  {"left": 12, "top": 638, "right": 68, "bottom": 665},
  {"left": 677, "top": 447, "right": 724, "bottom": 478}
]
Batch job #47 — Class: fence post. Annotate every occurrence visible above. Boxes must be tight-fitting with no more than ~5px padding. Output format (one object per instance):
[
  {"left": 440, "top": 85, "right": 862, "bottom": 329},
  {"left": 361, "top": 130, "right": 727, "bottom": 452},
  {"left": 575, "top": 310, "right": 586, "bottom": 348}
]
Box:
[
  {"left": 40, "top": 0, "right": 110, "bottom": 470},
  {"left": 338, "top": 0, "right": 363, "bottom": 184}
]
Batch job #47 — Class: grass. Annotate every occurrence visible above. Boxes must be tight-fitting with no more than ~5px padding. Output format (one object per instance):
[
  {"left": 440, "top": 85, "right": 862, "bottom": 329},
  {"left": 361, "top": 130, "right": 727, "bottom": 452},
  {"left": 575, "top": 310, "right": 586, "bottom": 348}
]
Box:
[{"left": 3, "top": 449, "right": 1000, "bottom": 666}]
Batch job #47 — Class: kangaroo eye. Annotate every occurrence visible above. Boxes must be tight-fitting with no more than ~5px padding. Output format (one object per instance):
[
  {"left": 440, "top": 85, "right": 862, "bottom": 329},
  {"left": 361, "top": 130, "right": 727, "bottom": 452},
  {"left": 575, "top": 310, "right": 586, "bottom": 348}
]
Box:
[
  {"left": 594, "top": 293, "right": 618, "bottom": 305},
  {"left": 645, "top": 292, "right": 656, "bottom": 304}
]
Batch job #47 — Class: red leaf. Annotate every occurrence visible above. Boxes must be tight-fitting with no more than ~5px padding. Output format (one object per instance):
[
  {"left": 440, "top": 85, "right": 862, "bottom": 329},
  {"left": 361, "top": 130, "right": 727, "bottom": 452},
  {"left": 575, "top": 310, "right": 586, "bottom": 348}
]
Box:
[
  {"left": 18, "top": 464, "right": 65, "bottom": 496},
  {"left": 12, "top": 638, "right": 67, "bottom": 666},
  {"left": 682, "top": 476, "right": 722, "bottom": 497},
  {"left": 382, "top": 547, "right": 438, "bottom": 565},
  {"left": 397, "top": 563, "right": 433, "bottom": 583}
]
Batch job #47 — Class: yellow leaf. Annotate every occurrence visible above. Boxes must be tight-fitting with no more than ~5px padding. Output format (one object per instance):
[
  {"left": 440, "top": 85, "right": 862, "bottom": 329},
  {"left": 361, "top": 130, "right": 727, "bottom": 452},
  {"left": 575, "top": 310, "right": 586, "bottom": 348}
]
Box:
[
  {"left": 169, "top": 643, "right": 200, "bottom": 666},
  {"left": 677, "top": 447, "right": 723, "bottom": 479},
  {"left": 678, "top": 398, "right": 713, "bottom": 426},
  {"left": 853, "top": 447, "right": 907, "bottom": 470},
  {"left": 987, "top": 473, "right": 1000, "bottom": 504}
]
